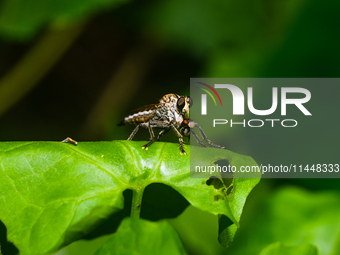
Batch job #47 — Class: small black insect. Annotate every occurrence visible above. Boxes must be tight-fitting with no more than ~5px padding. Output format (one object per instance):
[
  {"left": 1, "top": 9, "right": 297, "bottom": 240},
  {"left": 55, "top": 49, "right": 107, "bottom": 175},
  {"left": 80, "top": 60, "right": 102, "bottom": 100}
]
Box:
[{"left": 119, "top": 93, "right": 224, "bottom": 154}]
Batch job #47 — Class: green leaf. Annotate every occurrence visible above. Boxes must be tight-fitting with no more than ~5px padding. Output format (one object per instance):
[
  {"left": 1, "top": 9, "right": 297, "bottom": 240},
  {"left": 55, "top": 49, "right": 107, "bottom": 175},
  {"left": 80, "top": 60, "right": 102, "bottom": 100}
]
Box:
[
  {"left": 190, "top": 146, "right": 261, "bottom": 247},
  {"left": 0, "top": 0, "right": 127, "bottom": 40},
  {"left": 259, "top": 242, "right": 318, "bottom": 255},
  {"left": 0, "top": 141, "right": 260, "bottom": 254},
  {"left": 94, "top": 217, "right": 187, "bottom": 255},
  {"left": 226, "top": 186, "right": 340, "bottom": 255}
]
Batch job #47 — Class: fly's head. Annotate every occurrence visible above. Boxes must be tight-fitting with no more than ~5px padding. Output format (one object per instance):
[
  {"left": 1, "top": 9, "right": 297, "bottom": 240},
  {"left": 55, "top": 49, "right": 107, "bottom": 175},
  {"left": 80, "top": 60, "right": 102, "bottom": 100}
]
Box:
[{"left": 176, "top": 96, "right": 193, "bottom": 117}]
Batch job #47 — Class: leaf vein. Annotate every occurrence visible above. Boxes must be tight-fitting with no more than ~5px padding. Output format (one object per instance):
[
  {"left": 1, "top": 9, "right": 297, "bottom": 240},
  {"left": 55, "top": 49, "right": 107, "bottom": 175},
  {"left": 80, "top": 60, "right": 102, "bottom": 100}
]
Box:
[
  {"left": 59, "top": 144, "right": 127, "bottom": 186},
  {"left": 2, "top": 142, "right": 36, "bottom": 152},
  {"left": 117, "top": 140, "right": 141, "bottom": 175}
]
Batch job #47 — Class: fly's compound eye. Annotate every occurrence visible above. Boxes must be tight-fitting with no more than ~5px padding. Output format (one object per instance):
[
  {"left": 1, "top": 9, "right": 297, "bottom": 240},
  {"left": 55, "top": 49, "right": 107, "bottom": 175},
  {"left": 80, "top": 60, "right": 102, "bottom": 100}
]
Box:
[{"left": 177, "top": 97, "right": 185, "bottom": 110}]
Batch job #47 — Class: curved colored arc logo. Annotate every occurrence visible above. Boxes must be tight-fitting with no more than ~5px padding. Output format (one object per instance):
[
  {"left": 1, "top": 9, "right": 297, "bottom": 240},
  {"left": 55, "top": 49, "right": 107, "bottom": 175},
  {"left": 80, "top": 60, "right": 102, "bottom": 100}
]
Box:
[
  {"left": 196, "top": 87, "right": 217, "bottom": 106},
  {"left": 197, "top": 82, "right": 222, "bottom": 106}
]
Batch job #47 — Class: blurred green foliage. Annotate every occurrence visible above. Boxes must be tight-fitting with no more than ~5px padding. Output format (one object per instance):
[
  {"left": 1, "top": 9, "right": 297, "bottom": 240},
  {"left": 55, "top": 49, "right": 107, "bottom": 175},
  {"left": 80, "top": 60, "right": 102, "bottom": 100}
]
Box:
[
  {"left": 0, "top": 0, "right": 127, "bottom": 40},
  {"left": 227, "top": 186, "right": 340, "bottom": 255},
  {"left": 0, "top": 0, "right": 339, "bottom": 254},
  {"left": 259, "top": 242, "right": 318, "bottom": 255}
]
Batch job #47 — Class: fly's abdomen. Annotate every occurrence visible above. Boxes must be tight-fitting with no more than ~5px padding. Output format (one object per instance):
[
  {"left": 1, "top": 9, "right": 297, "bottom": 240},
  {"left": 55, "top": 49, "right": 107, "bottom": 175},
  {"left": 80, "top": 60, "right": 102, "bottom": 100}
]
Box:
[{"left": 123, "top": 110, "right": 155, "bottom": 125}]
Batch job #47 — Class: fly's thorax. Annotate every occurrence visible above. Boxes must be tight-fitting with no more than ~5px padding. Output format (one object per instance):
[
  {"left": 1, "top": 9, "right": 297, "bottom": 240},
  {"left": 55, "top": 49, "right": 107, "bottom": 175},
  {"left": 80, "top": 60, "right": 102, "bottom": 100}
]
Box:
[
  {"left": 160, "top": 94, "right": 180, "bottom": 113},
  {"left": 158, "top": 95, "right": 184, "bottom": 128},
  {"left": 159, "top": 93, "right": 191, "bottom": 117},
  {"left": 159, "top": 94, "right": 180, "bottom": 105}
]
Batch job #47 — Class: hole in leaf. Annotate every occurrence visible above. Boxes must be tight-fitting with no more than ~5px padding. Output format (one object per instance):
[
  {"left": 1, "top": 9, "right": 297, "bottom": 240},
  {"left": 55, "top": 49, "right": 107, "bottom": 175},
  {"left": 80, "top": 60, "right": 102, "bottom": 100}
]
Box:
[
  {"left": 141, "top": 183, "right": 190, "bottom": 221},
  {"left": 74, "top": 184, "right": 191, "bottom": 242},
  {"left": 214, "top": 159, "right": 234, "bottom": 193},
  {"left": 0, "top": 220, "right": 20, "bottom": 254},
  {"left": 226, "top": 186, "right": 233, "bottom": 196},
  {"left": 214, "top": 159, "right": 234, "bottom": 179},
  {"left": 222, "top": 178, "right": 233, "bottom": 188},
  {"left": 206, "top": 176, "right": 222, "bottom": 189},
  {"left": 213, "top": 194, "right": 225, "bottom": 201}
]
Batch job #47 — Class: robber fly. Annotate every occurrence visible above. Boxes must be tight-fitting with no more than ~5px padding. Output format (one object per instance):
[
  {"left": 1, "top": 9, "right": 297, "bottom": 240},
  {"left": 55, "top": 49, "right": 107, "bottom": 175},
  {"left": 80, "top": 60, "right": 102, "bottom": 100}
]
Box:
[{"left": 118, "top": 93, "right": 224, "bottom": 154}]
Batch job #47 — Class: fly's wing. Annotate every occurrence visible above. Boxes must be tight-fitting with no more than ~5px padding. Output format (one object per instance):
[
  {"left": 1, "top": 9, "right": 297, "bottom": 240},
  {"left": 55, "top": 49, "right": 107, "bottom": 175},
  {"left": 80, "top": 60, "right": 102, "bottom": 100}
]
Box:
[{"left": 130, "top": 104, "right": 158, "bottom": 113}]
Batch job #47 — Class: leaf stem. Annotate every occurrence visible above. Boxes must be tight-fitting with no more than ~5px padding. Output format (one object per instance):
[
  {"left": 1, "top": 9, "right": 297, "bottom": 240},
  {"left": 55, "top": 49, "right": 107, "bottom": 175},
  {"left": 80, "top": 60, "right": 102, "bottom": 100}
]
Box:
[{"left": 130, "top": 187, "right": 145, "bottom": 218}]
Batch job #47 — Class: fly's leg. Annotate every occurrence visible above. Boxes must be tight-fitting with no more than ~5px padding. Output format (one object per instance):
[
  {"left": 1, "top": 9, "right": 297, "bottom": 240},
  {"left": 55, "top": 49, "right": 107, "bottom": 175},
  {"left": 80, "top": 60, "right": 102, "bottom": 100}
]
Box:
[
  {"left": 142, "top": 122, "right": 156, "bottom": 150},
  {"left": 157, "top": 128, "right": 170, "bottom": 141},
  {"left": 128, "top": 124, "right": 142, "bottom": 140},
  {"left": 195, "top": 123, "right": 225, "bottom": 149},
  {"left": 170, "top": 123, "right": 186, "bottom": 155},
  {"left": 191, "top": 130, "right": 207, "bottom": 147}
]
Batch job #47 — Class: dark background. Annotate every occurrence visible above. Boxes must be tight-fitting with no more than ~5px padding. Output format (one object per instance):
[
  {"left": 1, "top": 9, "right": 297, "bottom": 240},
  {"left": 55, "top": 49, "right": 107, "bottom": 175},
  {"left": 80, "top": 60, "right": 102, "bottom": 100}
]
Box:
[{"left": 0, "top": 0, "right": 339, "bottom": 254}]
